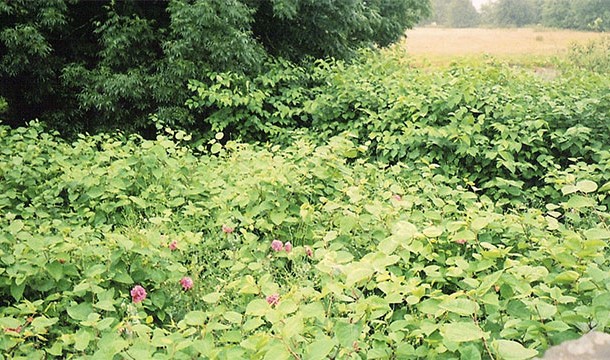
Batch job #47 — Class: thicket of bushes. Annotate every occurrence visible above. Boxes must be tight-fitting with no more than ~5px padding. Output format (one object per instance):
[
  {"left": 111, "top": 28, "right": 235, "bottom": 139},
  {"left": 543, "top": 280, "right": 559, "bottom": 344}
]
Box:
[
  {"left": 1, "top": 2, "right": 609, "bottom": 357},
  {"left": 186, "top": 46, "right": 610, "bottom": 206},
  {"left": 1, "top": 117, "right": 609, "bottom": 358}
]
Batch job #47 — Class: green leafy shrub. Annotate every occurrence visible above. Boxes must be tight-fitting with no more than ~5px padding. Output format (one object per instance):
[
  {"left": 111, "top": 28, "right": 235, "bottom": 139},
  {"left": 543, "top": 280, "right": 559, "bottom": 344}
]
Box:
[
  {"left": 562, "top": 36, "right": 610, "bottom": 73},
  {"left": 185, "top": 58, "right": 326, "bottom": 142},
  {"left": 187, "top": 49, "right": 610, "bottom": 205},
  {"left": 1, "top": 122, "right": 609, "bottom": 358}
]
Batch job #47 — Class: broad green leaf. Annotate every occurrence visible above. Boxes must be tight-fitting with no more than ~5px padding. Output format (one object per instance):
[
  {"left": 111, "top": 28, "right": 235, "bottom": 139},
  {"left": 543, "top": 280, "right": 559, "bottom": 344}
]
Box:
[
  {"left": 423, "top": 226, "right": 443, "bottom": 237},
  {"left": 263, "top": 343, "right": 291, "bottom": 360},
  {"left": 239, "top": 275, "right": 260, "bottom": 294},
  {"left": 270, "top": 211, "right": 286, "bottom": 225},
  {"left": 576, "top": 180, "right": 597, "bottom": 193},
  {"left": 47, "top": 341, "right": 63, "bottom": 356},
  {"left": 471, "top": 217, "right": 491, "bottom": 232},
  {"left": 391, "top": 221, "right": 418, "bottom": 242},
  {"left": 210, "top": 143, "right": 222, "bottom": 154},
  {"left": 92, "top": 332, "right": 128, "bottom": 359},
  {"left": 439, "top": 298, "right": 479, "bottom": 316},
  {"left": 246, "top": 299, "right": 270, "bottom": 316},
  {"left": 453, "top": 229, "right": 476, "bottom": 243},
  {"left": 74, "top": 329, "right": 92, "bottom": 351},
  {"left": 277, "top": 299, "right": 298, "bottom": 315},
  {"left": 31, "top": 316, "right": 58, "bottom": 330},
  {"left": 184, "top": 310, "right": 207, "bottom": 326},
  {"left": 552, "top": 271, "right": 580, "bottom": 284},
  {"left": 533, "top": 301, "right": 556, "bottom": 319},
  {"left": 543, "top": 321, "right": 570, "bottom": 332},
  {"left": 202, "top": 292, "right": 223, "bottom": 303},
  {"left": 545, "top": 216, "right": 560, "bottom": 230},
  {"left": 565, "top": 195, "right": 595, "bottom": 208},
  {"left": 0, "top": 317, "right": 21, "bottom": 328},
  {"left": 112, "top": 271, "right": 133, "bottom": 284},
  {"left": 561, "top": 185, "right": 578, "bottom": 195},
  {"left": 339, "top": 215, "right": 358, "bottom": 233},
  {"left": 67, "top": 302, "right": 94, "bottom": 321},
  {"left": 304, "top": 338, "right": 336, "bottom": 360},
  {"left": 344, "top": 265, "right": 374, "bottom": 287},
  {"left": 281, "top": 315, "right": 303, "bottom": 339},
  {"left": 378, "top": 237, "right": 398, "bottom": 254},
  {"left": 418, "top": 298, "right": 443, "bottom": 316},
  {"left": 129, "top": 196, "right": 147, "bottom": 208},
  {"left": 96, "top": 317, "right": 115, "bottom": 331},
  {"left": 476, "top": 270, "right": 504, "bottom": 296},
  {"left": 440, "top": 322, "right": 487, "bottom": 342},
  {"left": 396, "top": 343, "right": 416, "bottom": 357},
  {"left": 368, "top": 345, "right": 391, "bottom": 359},
  {"left": 8, "top": 220, "right": 24, "bottom": 235},
  {"left": 334, "top": 320, "right": 362, "bottom": 348},
  {"left": 223, "top": 311, "right": 242, "bottom": 324},
  {"left": 492, "top": 340, "right": 538, "bottom": 360},
  {"left": 583, "top": 228, "right": 610, "bottom": 240},
  {"left": 10, "top": 281, "right": 25, "bottom": 301},
  {"left": 459, "top": 344, "right": 482, "bottom": 360},
  {"left": 301, "top": 302, "right": 326, "bottom": 321},
  {"left": 243, "top": 318, "right": 264, "bottom": 332},
  {"left": 93, "top": 300, "right": 115, "bottom": 312}
]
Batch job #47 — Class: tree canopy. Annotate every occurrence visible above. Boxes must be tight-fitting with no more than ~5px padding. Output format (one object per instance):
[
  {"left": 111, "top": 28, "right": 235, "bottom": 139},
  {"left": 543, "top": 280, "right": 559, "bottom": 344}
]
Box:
[
  {"left": 424, "top": 0, "right": 480, "bottom": 28},
  {"left": 480, "top": 0, "right": 609, "bottom": 30},
  {"left": 0, "top": 0, "right": 430, "bottom": 135}
]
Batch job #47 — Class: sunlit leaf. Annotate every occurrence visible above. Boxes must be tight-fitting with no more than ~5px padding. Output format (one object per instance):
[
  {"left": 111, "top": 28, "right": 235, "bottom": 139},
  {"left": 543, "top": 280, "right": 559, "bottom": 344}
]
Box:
[
  {"left": 492, "top": 340, "right": 538, "bottom": 360},
  {"left": 441, "top": 322, "right": 487, "bottom": 342}
]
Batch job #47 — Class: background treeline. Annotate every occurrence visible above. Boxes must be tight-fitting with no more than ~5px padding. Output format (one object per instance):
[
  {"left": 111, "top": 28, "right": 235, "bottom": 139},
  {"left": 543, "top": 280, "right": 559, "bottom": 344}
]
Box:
[
  {"left": 424, "top": 0, "right": 609, "bottom": 31},
  {"left": 0, "top": 0, "right": 429, "bottom": 136}
]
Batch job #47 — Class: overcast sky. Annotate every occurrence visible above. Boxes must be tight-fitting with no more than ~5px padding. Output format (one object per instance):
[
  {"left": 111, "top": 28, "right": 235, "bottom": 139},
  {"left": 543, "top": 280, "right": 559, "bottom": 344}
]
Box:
[{"left": 471, "top": 0, "right": 493, "bottom": 11}]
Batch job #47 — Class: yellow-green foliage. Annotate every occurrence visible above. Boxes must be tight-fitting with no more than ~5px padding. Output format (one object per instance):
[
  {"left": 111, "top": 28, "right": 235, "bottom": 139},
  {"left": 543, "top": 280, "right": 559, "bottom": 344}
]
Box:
[
  {"left": 1, "top": 46, "right": 609, "bottom": 359},
  {"left": 0, "top": 118, "right": 609, "bottom": 358}
]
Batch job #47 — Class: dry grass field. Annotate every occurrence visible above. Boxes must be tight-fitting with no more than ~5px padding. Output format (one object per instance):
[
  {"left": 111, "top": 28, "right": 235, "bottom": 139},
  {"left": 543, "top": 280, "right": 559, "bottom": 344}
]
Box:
[{"left": 402, "top": 27, "right": 608, "bottom": 65}]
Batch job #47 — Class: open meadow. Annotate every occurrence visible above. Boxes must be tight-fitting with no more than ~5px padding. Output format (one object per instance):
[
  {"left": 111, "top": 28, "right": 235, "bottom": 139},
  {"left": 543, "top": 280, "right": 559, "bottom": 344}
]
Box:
[
  {"left": 403, "top": 27, "right": 609, "bottom": 65},
  {"left": 1, "top": 25, "right": 610, "bottom": 360}
]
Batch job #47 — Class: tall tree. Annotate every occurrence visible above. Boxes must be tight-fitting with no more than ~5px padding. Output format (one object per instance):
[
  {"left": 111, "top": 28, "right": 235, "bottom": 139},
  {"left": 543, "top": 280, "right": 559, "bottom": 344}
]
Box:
[
  {"left": 425, "top": 0, "right": 479, "bottom": 27},
  {"left": 0, "top": 0, "right": 430, "bottom": 134},
  {"left": 485, "top": 0, "right": 540, "bottom": 27},
  {"left": 447, "top": 0, "right": 480, "bottom": 27}
]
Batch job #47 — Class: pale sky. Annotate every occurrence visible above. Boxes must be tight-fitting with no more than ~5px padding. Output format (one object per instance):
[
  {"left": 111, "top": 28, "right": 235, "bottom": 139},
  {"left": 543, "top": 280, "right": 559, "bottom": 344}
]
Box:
[{"left": 471, "top": 0, "right": 493, "bottom": 11}]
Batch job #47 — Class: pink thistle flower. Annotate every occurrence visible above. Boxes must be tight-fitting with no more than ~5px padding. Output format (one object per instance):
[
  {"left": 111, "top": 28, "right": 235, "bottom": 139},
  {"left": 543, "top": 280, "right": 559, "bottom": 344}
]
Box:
[
  {"left": 392, "top": 194, "right": 402, "bottom": 201},
  {"left": 169, "top": 240, "right": 178, "bottom": 251},
  {"left": 180, "top": 276, "right": 194, "bottom": 291},
  {"left": 271, "top": 239, "right": 284, "bottom": 252},
  {"left": 222, "top": 224, "right": 234, "bottom": 234},
  {"left": 305, "top": 246, "right": 313, "bottom": 258},
  {"left": 284, "top": 242, "right": 293, "bottom": 253},
  {"left": 455, "top": 239, "right": 467, "bottom": 245},
  {"left": 266, "top": 293, "right": 280, "bottom": 306},
  {"left": 130, "top": 285, "right": 147, "bottom": 303}
]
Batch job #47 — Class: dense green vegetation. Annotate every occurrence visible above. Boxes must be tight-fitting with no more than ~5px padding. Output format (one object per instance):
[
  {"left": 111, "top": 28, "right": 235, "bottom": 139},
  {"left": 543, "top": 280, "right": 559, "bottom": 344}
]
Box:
[
  {"left": 1, "top": 0, "right": 609, "bottom": 357},
  {"left": 187, "top": 48, "right": 610, "bottom": 206},
  {"left": 0, "top": 0, "right": 429, "bottom": 135},
  {"left": 1, "top": 42, "right": 610, "bottom": 358}
]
